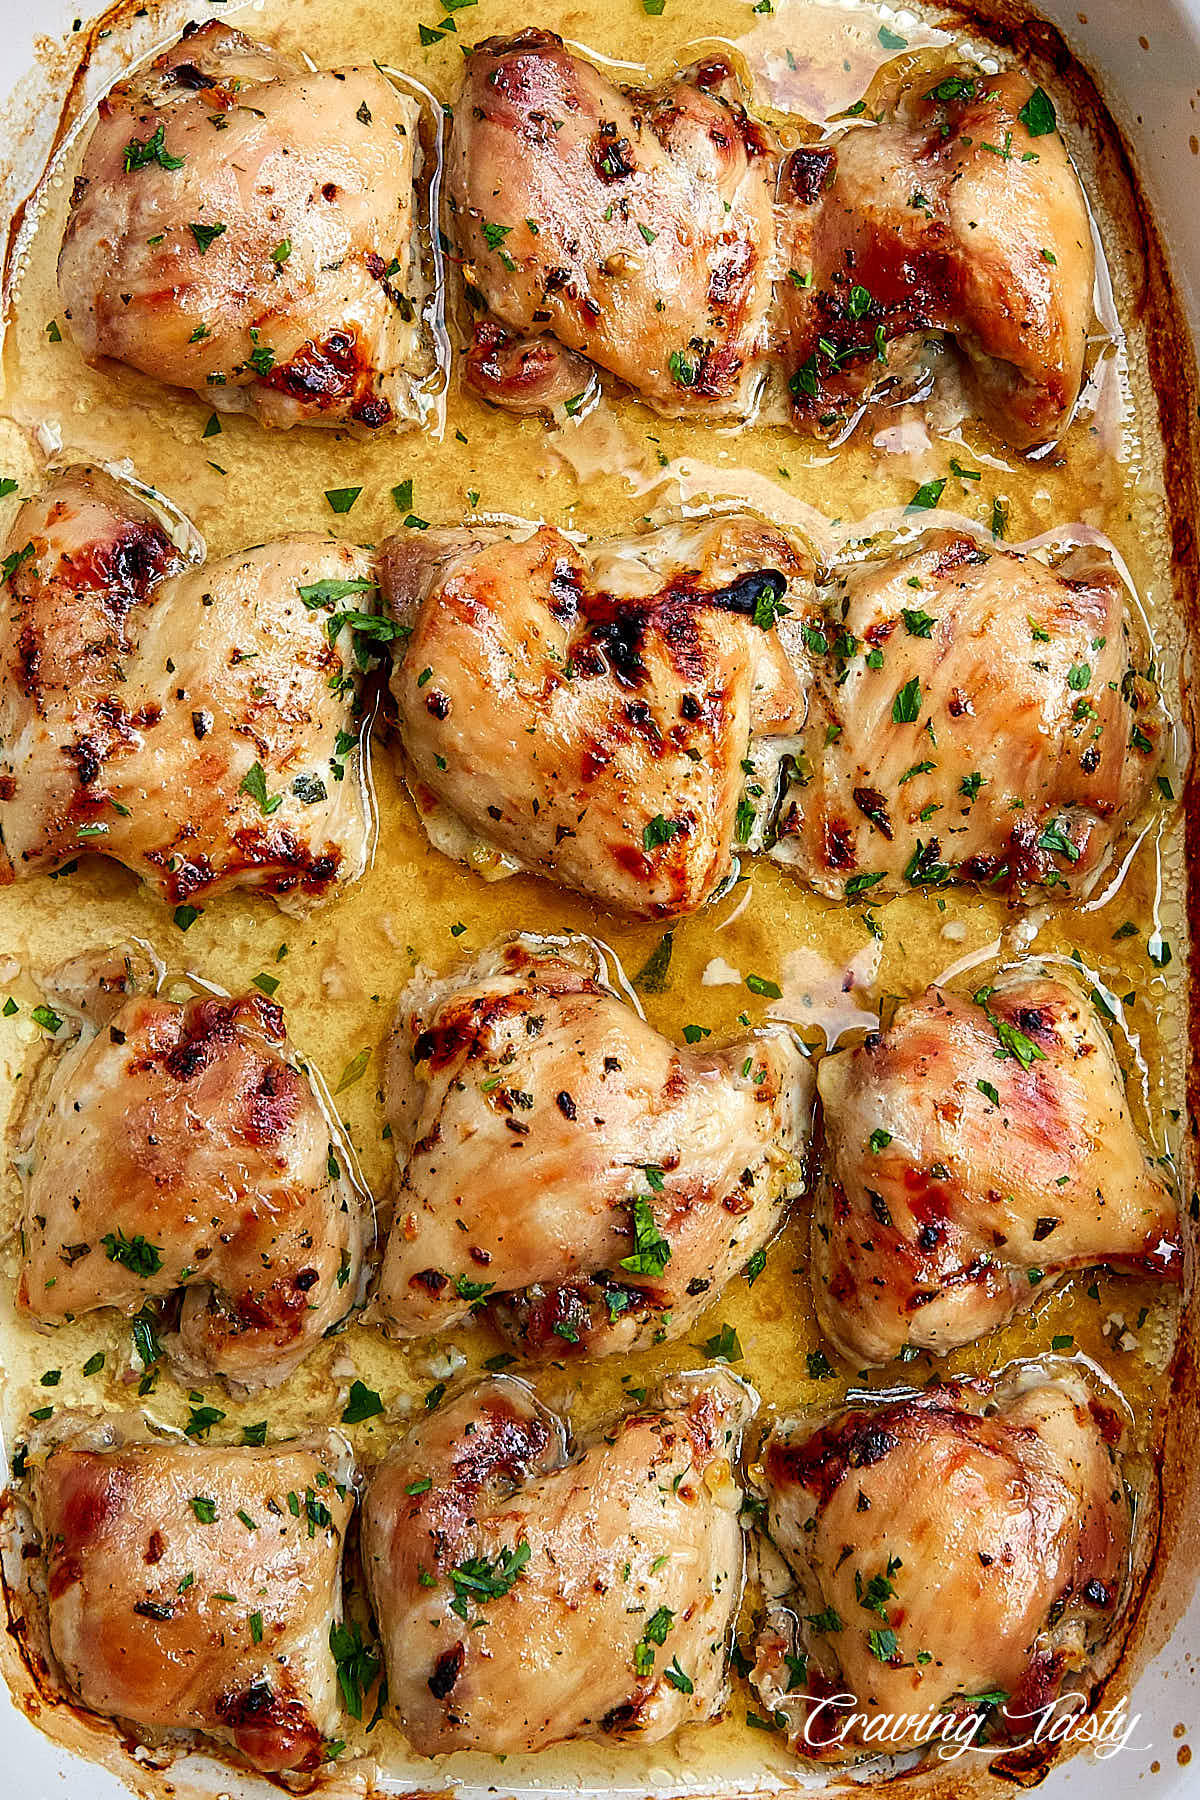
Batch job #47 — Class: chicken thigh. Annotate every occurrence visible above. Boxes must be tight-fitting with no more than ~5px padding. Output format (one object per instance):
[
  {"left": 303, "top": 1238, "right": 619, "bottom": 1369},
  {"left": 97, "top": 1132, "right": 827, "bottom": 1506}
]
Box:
[
  {"left": 374, "top": 934, "right": 811, "bottom": 1356},
  {"left": 26, "top": 1424, "right": 353, "bottom": 1773},
  {"left": 381, "top": 515, "right": 809, "bottom": 918},
  {"left": 810, "top": 969, "right": 1179, "bottom": 1365},
  {"left": 450, "top": 35, "right": 1093, "bottom": 451},
  {"left": 772, "top": 531, "right": 1161, "bottom": 901},
  {"left": 360, "top": 1369, "right": 751, "bottom": 1754},
  {"left": 58, "top": 21, "right": 431, "bottom": 429},
  {"left": 752, "top": 1372, "right": 1130, "bottom": 1759},
  {"left": 0, "top": 465, "right": 376, "bottom": 907},
  {"left": 17, "top": 970, "right": 367, "bottom": 1390},
  {"left": 449, "top": 33, "right": 777, "bottom": 417},
  {"left": 780, "top": 68, "right": 1095, "bottom": 448}
]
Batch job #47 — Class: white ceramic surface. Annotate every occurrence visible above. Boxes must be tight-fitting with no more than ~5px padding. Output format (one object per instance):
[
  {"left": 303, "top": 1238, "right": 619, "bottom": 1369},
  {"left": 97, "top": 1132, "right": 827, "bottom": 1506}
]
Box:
[{"left": 0, "top": 1, "right": 1195, "bottom": 1795}]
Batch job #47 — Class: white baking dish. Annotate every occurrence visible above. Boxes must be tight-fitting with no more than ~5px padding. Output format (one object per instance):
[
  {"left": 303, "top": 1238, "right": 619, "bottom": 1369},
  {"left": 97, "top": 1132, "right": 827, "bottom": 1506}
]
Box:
[{"left": 0, "top": 0, "right": 1195, "bottom": 1795}]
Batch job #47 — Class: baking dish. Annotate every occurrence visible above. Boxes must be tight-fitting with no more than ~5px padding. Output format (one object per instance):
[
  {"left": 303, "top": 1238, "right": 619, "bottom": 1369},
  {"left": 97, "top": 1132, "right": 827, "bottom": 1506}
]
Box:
[{"left": 0, "top": 0, "right": 1195, "bottom": 1794}]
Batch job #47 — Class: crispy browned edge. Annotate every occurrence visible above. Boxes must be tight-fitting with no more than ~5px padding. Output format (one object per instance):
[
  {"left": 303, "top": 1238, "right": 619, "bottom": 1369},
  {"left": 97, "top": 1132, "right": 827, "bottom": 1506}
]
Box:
[{"left": 0, "top": 0, "right": 1196, "bottom": 1794}]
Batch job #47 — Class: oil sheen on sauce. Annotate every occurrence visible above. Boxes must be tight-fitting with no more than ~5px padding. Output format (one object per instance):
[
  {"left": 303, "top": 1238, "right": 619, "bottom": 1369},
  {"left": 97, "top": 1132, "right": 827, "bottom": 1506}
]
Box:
[{"left": 0, "top": 0, "right": 1187, "bottom": 1791}]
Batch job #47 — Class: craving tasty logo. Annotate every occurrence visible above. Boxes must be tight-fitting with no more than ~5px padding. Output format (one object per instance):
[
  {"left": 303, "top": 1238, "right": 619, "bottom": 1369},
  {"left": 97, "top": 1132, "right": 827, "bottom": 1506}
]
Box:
[{"left": 791, "top": 1690, "right": 1147, "bottom": 1762}]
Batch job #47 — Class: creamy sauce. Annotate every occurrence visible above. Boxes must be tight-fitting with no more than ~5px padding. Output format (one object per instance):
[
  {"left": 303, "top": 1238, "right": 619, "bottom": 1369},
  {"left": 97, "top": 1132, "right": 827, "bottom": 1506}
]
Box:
[{"left": 0, "top": 0, "right": 1189, "bottom": 1791}]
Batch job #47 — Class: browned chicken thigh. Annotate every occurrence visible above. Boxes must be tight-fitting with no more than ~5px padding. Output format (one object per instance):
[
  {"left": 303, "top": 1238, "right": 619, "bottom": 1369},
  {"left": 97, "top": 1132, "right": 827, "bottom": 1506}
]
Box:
[
  {"left": 382, "top": 513, "right": 1158, "bottom": 914},
  {"left": 381, "top": 514, "right": 808, "bottom": 918},
  {"left": 0, "top": 465, "right": 376, "bottom": 907},
  {"left": 752, "top": 1372, "right": 1130, "bottom": 1759},
  {"left": 27, "top": 1424, "right": 353, "bottom": 1773},
  {"left": 810, "top": 970, "right": 1180, "bottom": 1365},
  {"left": 58, "top": 21, "right": 431, "bottom": 429},
  {"left": 450, "top": 36, "right": 1093, "bottom": 450},
  {"left": 772, "top": 531, "right": 1161, "bottom": 901},
  {"left": 780, "top": 69, "right": 1095, "bottom": 448},
  {"left": 17, "top": 966, "right": 367, "bottom": 1390},
  {"left": 374, "top": 934, "right": 811, "bottom": 1356},
  {"left": 360, "top": 1369, "right": 751, "bottom": 1754},
  {"left": 449, "top": 33, "right": 778, "bottom": 416}
]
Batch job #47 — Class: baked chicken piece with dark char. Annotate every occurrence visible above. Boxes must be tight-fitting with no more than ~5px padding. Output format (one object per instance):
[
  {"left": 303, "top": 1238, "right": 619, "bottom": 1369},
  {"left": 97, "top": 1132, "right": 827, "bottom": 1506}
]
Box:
[
  {"left": 17, "top": 956, "right": 367, "bottom": 1390},
  {"left": 450, "top": 33, "right": 777, "bottom": 417},
  {"left": 58, "top": 20, "right": 431, "bottom": 429},
  {"left": 361, "top": 1370, "right": 751, "bottom": 1753},
  {"left": 380, "top": 514, "right": 1160, "bottom": 914},
  {"left": 780, "top": 68, "right": 1095, "bottom": 448},
  {"left": 810, "top": 969, "right": 1180, "bottom": 1365},
  {"left": 26, "top": 1424, "right": 353, "bottom": 1774},
  {"left": 381, "top": 514, "right": 808, "bottom": 918},
  {"left": 772, "top": 530, "right": 1161, "bottom": 901},
  {"left": 373, "top": 934, "right": 811, "bottom": 1355},
  {"left": 0, "top": 465, "right": 375, "bottom": 907},
  {"left": 753, "top": 1373, "right": 1131, "bottom": 1760}
]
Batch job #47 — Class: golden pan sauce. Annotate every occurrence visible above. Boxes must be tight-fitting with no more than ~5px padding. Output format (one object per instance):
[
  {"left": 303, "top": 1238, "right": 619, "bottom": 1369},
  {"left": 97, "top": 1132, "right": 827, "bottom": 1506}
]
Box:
[{"left": 0, "top": 0, "right": 1190, "bottom": 1790}]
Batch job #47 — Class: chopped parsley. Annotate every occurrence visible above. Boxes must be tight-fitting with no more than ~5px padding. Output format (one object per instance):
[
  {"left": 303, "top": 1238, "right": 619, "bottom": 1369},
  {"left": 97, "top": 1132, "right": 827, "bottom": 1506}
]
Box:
[
  {"left": 643, "top": 814, "right": 682, "bottom": 852},
  {"left": 1018, "top": 86, "right": 1057, "bottom": 137},
  {"left": 240, "top": 760, "right": 282, "bottom": 816},
  {"left": 185, "top": 1403, "right": 226, "bottom": 1440},
  {"left": 325, "top": 487, "right": 363, "bottom": 515},
  {"left": 906, "top": 478, "right": 946, "bottom": 511},
  {"left": 633, "top": 931, "right": 673, "bottom": 993},
  {"left": 329, "top": 1620, "right": 381, "bottom": 1719},
  {"left": 298, "top": 575, "right": 376, "bottom": 608},
  {"left": 620, "top": 1197, "right": 672, "bottom": 1277},
  {"left": 892, "top": 677, "right": 922, "bottom": 724},
  {"left": 667, "top": 348, "right": 697, "bottom": 388},
  {"left": 335, "top": 1046, "right": 371, "bottom": 1093},
  {"left": 745, "top": 973, "right": 781, "bottom": 999},
  {"left": 188, "top": 221, "right": 226, "bottom": 254},
  {"left": 973, "top": 985, "right": 1047, "bottom": 1070},
  {"left": 449, "top": 1542, "right": 531, "bottom": 1617},
  {"left": 342, "top": 1380, "right": 384, "bottom": 1424},
  {"left": 703, "top": 1323, "right": 742, "bottom": 1362},
  {"left": 102, "top": 1230, "right": 162, "bottom": 1277},
  {"left": 122, "top": 121, "right": 184, "bottom": 172}
]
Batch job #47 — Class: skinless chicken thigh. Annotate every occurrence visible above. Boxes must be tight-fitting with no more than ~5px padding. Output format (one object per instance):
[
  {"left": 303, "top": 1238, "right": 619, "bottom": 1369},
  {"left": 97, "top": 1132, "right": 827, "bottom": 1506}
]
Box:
[
  {"left": 17, "top": 960, "right": 367, "bottom": 1390},
  {"left": 780, "top": 68, "right": 1095, "bottom": 448},
  {"left": 450, "top": 33, "right": 778, "bottom": 416},
  {"left": 810, "top": 970, "right": 1180, "bottom": 1366},
  {"left": 380, "top": 514, "right": 809, "bottom": 918},
  {"left": 360, "top": 1369, "right": 752, "bottom": 1754},
  {"left": 58, "top": 21, "right": 431, "bottom": 429},
  {"left": 449, "top": 35, "right": 1094, "bottom": 451},
  {"left": 772, "top": 531, "right": 1161, "bottom": 900},
  {"left": 752, "top": 1372, "right": 1131, "bottom": 1760},
  {"left": 374, "top": 934, "right": 811, "bottom": 1356},
  {"left": 382, "top": 512, "right": 1158, "bottom": 914},
  {"left": 26, "top": 1424, "right": 354, "bottom": 1773},
  {"left": 0, "top": 465, "right": 376, "bottom": 907}
]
